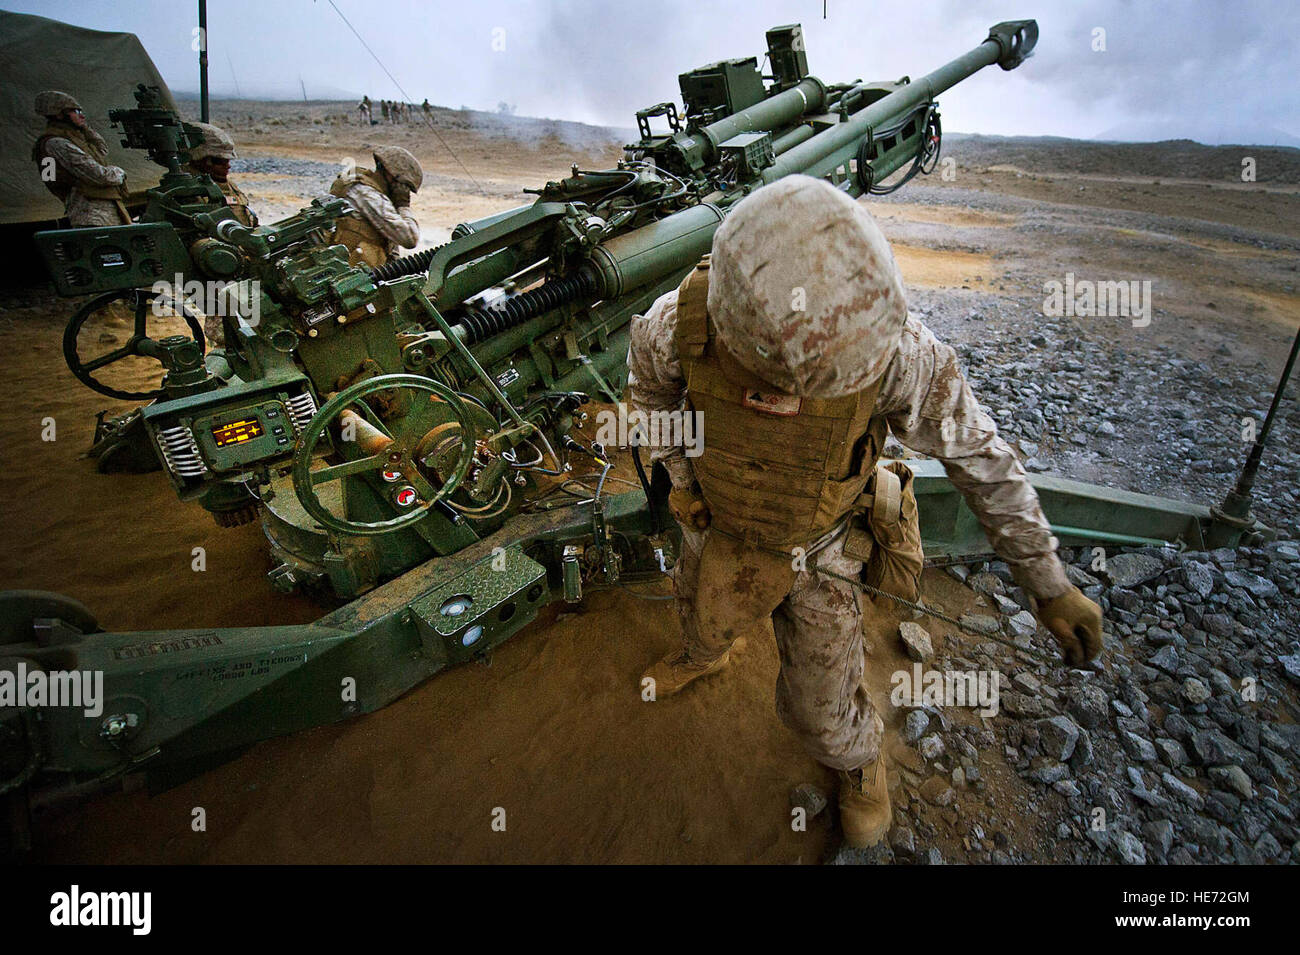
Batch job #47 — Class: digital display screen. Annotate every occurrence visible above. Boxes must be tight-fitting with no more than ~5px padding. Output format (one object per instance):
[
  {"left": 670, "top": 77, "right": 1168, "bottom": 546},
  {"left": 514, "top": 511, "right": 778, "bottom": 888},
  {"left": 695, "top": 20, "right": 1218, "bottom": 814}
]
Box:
[{"left": 212, "top": 418, "right": 264, "bottom": 447}]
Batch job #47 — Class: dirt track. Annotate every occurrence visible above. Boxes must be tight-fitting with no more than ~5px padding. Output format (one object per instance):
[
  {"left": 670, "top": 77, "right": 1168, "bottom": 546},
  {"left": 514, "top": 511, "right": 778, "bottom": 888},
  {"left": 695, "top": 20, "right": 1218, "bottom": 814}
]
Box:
[{"left": 4, "top": 100, "right": 1297, "bottom": 863}]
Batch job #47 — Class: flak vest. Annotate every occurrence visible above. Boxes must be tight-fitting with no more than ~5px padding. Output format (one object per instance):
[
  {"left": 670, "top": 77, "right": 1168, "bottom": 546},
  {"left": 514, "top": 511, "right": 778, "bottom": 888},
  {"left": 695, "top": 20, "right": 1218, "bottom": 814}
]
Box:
[
  {"left": 328, "top": 168, "right": 393, "bottom": 268},
  {"left": 673, "top": 255, "right": 889, "bottom": 549},
  {"left": 32, "top": 122, "right": 131, "bottom": 204}
]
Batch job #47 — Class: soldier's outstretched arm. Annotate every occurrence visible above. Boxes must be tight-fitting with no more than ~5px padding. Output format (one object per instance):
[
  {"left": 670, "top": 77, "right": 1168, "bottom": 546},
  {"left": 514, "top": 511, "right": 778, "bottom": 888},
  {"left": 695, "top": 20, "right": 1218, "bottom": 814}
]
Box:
[
  {"left": 626, "top": 290, "right": 693, "bottom": 491},
  {"left": 43, "top": 137, "right": 125, "bottom": 188},
  {"left": 876, "top": 316, "right": 1072, "bottom": 602}
]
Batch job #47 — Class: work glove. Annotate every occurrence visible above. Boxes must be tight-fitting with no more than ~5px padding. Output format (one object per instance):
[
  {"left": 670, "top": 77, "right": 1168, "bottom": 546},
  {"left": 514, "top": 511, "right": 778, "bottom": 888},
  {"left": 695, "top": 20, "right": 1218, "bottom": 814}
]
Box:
[
  {"left": 668, "top": 486, "right": 711, "bottom": 531},
  {"left": 389, "top": 183, "right": 412, "bottom": 207},
  {"left": 1035, "top": 585, "right": 1103, "bottom": 666}
]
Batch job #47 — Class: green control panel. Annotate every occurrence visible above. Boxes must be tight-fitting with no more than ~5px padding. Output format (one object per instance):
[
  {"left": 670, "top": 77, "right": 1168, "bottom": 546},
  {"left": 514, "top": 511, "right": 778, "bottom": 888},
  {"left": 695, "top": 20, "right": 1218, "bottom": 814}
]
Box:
[{"left": 35, "top": 222, "right": 191, "bottom": 295}]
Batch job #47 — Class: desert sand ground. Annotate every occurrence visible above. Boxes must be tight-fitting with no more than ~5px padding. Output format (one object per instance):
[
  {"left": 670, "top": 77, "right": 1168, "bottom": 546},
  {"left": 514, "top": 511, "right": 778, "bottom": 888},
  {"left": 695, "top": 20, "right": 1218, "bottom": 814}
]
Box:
[{"left": 2, "top": 100, "right": 1296, "bottom": 863}]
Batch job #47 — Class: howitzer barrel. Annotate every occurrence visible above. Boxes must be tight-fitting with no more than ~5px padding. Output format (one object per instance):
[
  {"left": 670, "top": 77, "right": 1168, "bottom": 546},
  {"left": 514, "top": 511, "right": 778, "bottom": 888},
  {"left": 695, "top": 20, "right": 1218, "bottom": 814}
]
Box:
[
  {"left": 684, "top": 76, "right": 828, "bottom": 169},
  {"left": 762, "top": 20, "right": 1037, "bottom": 186}
]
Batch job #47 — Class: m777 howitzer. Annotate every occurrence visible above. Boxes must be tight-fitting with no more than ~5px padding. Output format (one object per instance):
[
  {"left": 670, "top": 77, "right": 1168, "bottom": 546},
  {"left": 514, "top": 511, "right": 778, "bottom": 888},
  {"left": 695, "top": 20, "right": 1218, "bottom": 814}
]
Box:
[{"left": 2, "top": 19, "right": 1265, "bottom": 830}]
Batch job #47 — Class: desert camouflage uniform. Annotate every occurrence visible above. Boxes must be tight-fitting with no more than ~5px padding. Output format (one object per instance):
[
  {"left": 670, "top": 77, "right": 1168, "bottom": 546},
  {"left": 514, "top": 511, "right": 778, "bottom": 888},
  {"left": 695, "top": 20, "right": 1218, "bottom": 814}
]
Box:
[
  {"left": 34, "top": 128, "right": 130, "bottom": 226},
  {"left": 629, "top": 290, "right": 1070, "bottom": 770},
  {"left": 328, "top": 166, "right": 419, "bottom": 268}
]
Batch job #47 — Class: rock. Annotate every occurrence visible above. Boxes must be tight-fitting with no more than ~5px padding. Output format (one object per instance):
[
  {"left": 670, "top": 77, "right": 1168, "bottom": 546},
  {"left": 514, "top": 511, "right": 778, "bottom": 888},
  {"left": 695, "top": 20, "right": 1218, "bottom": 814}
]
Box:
[
  {"left": 903, "top": 709, "right": 930, "bottom": 744},
  {"left": 1112, "top": 830, "right": 1147, "bottom": 864},
  {"left": 1160, "top": 772, "right": 1203, "bottom": 808},
  {"left": 1224, "top": 570, "right": 1279, "bottom": 601},
  {"left": 1190, "top": 728, "right": 1250, "bottom": 767},
  {"left": 1037, "top": 716, "right": 1080, "bottom": 762},
  {"left": 1120, "top": 730, "right": 1158, "bottom": 763},
  {"left": 919, "top": 734, "right": 946, "bottom": 760},
  {"left": 1155, "top": 737, "right": 1189, "bottom": 769},
  {"left": 1027, "top": 757, "right": 1069, "bottom": 785},
  {"left": 1066, "top": 684, "right": 1108, "bottom": 729},
  {"left": 1006, "top": 611, "right": 1038, "bottom": 639},
  {"left": 1149, "top": 645, "right": 1180, "bottom": 675},
  {"left": 960, "top": 614, "right": 1001, "bottom": 636},
  {"left": 1208, "top": 765, "right": 1253, "bottom": 800},
  {"left": 919, "top": 775, "right": 957, "bottom": 806},
  {"left": 1065, "top": 565, "right": 1101, "bottom": 588},
  {"left": 968, "top": 572, "right": 1005, "bottom": 597},
  {"left": 1279, "top": 654, "right": 1300, "bottom": 686},
  {"left": 789, "top": 783, "right": 828, "bottom": 819},
  {"left": 889, "top": 826, "right": 916, "bottom": 860},
  {"left": 1143, "top": 819, "right": 1175, "bottom": 856},
  {"left": 1174, "top": 561, "right": 1215, "bottom": 598},
  {"left": 899, "top": 622, "right": 934, "bottom": 663},
  {"left": 1181, "top": 677, "right": 1212, "bottom": 704},
  {"left": 993, "top": 593, "right": 1022, "bottom": 616},
  {"left": 1105, "top": 552, "right": 1166, "bottom": 588}
]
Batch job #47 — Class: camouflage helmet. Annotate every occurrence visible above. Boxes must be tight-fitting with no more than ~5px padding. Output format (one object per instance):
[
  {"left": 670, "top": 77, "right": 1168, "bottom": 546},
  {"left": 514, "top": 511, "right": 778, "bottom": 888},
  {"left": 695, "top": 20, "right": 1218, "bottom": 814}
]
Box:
[
  {"left": 188, "top": 122, "right": 237, "bottom": 162},
  {"left": 372, "top": 145, "right": 422, "bottom": 192},
  {"left": 35, "top": 90, "right": 81, "bottom": 117},
  {"left": 706, "top": 175, "right": 908, "bottom": 399}
]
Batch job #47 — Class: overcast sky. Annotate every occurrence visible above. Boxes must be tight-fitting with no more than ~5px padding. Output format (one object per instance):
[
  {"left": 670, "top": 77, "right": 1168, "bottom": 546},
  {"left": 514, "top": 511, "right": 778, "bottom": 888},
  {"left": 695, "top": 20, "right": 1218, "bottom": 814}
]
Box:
[{"left": 6, "top": 0, "right": 1299, "bottom": 144}]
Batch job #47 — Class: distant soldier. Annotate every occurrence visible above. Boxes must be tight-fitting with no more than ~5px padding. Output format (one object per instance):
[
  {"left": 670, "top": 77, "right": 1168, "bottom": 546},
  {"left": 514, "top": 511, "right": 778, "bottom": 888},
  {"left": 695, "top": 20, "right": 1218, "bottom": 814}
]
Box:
[
  {"left": 186, "top": 122, "right": 257, "bottom": 227},
  {"left": 421, "top": 98, "right": 431, "bottom": 119},
  {"left": 328, "top": 145, "right": 421, "bottom": 268},
  {"left": 358, "top": 95, "right": 372, "bottom": 125},
  {"left": 31, "top": 90, "right": 131, "bottom": 226},
  {"left": 381, "top": 100, "right": 390, "bottom": 123}
]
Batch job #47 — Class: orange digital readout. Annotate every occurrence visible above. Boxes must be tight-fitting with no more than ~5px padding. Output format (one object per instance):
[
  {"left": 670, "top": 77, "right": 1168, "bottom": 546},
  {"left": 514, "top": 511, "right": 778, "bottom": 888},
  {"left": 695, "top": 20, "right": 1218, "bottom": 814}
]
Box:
[{"left": 211, "top": 418, "right": 265, "bottom": 447}]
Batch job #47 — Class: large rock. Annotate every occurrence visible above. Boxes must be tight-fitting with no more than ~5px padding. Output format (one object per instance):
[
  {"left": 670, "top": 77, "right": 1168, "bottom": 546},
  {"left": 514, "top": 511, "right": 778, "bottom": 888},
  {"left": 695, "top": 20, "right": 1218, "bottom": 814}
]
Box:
[
  {"left": 1006, "top": 611, "right": 1038, "bottom": 639},
  {"left": 1037, "top": 716, "right": 1081, "bottom": 762},
  {"left": 1120, "top": 730, "right": 1158, "bottom": 763},
  {"left": 1104, "top": 552, "right": 1166, "bottom": 588},
  {"left": 1149, "top": 645, "right": 1180, "bottom": 675},
  {"left": 899, "top": 622, "right": 934, "bottom": 663},
  {"left": 1190, "top": 728, "right": 1251, "bottom": 767},
  {"left": 1174, "top": 561, "right": 1215, "bottom": 598},
  {"left": 903, "top": 709, "right": 930, "bottom": 744},
  {"left": 1224, "top": 570, "right": 1279, "bottom": 601},
  {"left": 1066, "top": 684, "right": 1109, "bottom": 730}
]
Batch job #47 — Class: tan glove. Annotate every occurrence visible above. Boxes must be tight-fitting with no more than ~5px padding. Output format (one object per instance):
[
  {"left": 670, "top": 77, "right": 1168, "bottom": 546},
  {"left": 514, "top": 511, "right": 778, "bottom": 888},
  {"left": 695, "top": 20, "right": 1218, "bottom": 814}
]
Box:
[
  {"left": 1036, "top": 585, "right": 1103, "bottom": 666},
  {"left": 668, "top": 486, "right": 711, "bottom": 530}
]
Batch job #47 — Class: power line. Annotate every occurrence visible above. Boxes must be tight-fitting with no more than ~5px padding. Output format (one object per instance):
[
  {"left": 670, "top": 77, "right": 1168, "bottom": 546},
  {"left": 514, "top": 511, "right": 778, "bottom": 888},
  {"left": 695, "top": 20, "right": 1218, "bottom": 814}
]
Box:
[{"left": 322, "top": 0, "right": 483, "bottom": 193}]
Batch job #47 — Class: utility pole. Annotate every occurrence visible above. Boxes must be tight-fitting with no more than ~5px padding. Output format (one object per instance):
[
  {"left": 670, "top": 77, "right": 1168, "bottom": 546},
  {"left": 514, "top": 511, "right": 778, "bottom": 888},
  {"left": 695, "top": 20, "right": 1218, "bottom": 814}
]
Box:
[{"left": 198, "top": 0, "right": 209, "bottom": 121}]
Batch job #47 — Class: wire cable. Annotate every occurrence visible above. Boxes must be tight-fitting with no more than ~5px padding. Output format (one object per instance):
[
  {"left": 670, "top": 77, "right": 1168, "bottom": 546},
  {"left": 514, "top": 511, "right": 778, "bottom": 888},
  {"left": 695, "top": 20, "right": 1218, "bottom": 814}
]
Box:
[{"left": 323, "top": 0, "right": 484, "bottom": 193}]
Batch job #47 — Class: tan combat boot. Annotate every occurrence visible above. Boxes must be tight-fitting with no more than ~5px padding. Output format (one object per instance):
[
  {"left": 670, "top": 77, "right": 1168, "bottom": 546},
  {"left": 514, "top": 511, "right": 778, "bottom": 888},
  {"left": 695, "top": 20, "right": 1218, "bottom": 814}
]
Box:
[
  {"left": 642, "top": 648, "right": 730, "bottom": 698},
  {"left": 838, "top": 754, "right": 891, "bottom": 848}
]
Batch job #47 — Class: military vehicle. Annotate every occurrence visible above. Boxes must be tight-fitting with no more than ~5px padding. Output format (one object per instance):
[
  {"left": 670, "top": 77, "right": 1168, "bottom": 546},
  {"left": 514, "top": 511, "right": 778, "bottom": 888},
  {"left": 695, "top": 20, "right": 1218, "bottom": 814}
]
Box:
[{"left": 2, "top": 20, "right": 1278, "bottom": 847}]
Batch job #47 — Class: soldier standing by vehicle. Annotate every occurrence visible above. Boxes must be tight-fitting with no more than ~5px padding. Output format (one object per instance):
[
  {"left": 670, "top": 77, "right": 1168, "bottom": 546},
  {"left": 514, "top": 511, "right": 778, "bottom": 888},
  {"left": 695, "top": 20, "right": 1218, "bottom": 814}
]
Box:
[
  {"left": 327, "top": 145, "right": 421, "bottom": 268},
  {"left": 185, "top": 122, "right": 257, "bottom": 228},
  {"left": 31, "top": 90, "right": 131, "bottom": 226},
  {"left": 629, "top": 175, "right": 1102, "bottom": 849}
]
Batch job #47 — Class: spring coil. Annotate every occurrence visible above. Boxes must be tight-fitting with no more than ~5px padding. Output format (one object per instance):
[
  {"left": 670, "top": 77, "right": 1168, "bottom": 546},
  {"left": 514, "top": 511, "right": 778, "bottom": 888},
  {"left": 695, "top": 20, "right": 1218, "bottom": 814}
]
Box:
[
  {"left": 368, "top": 243, "right": 445, "bottom": 283},
  {"left": 157, "top": 425, "right": 208, "bottom": 478},
  {"left": 457, "top": 271, "right": 598, "bottom": 345},
  {"left": 285, "top": 391, "right": 319, "bottom": 435},
  {"left": 367, "top": 222, "right": 477, "bottom": 283}
]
